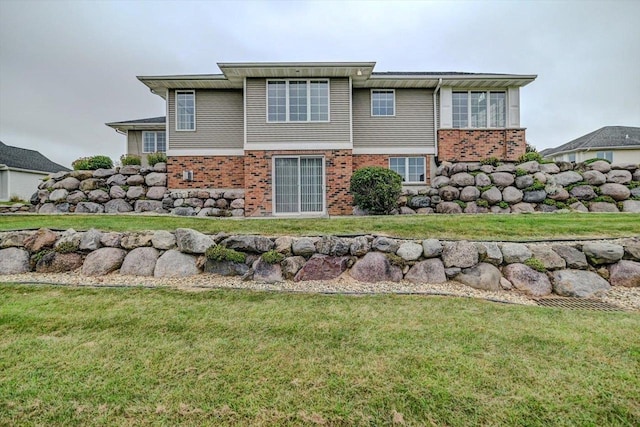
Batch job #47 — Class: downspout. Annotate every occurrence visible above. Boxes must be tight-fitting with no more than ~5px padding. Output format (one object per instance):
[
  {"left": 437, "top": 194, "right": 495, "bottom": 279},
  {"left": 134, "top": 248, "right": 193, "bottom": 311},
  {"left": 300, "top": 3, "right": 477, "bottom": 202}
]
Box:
[{"left": 432, "top": 78, "right": 442, "bottom": 162}]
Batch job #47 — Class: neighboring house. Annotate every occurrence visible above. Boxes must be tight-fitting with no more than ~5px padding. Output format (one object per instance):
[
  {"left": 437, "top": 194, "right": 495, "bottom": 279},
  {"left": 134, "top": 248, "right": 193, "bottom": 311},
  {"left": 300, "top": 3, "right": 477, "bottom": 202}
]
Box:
[
  {"left": 106, "top": 116, "right": 166, "bottom": 166},
  {"left": 540, "top": 126, "right": 640, "bottom": 164},
  {"left": 0, "top": 141, "right": 70, "bottom": 201},
  {"left": 109, "top": 61, "right": 536, "bottom": 216}
]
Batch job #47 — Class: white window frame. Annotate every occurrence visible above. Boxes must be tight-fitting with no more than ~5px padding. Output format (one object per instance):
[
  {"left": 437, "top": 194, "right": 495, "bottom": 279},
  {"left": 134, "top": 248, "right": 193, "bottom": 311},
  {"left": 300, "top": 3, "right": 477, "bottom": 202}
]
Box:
[
  {"left": 389, "top": 156, "right": 426, "bottom": 184},
  {"left": 371, "top": 89, "right": 396, "bottom": 117},
  {"left": 142, "top": 131, "right": 166, "bottom": 153},
  {"left": 452, "top": 90, "right": 506, "bottom": 129},
  {"left": 175, "top": 90, "right": 196, "bottom": 131},
  {"left": 272, "top": 155, "right": 326, "bottom": 215},
  {"left": 596, "top": 151, "right": 613, "bottom": 162},
  {"left": 266, "top": 79, "right": 330, "bottom": 123}
]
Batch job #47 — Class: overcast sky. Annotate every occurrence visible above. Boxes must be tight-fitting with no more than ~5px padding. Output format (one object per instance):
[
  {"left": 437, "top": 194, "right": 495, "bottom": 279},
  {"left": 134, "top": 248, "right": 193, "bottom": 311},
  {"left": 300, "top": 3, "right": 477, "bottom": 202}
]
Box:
[{"left": 1, "top": 0, "right": 638, "bottom": 168}]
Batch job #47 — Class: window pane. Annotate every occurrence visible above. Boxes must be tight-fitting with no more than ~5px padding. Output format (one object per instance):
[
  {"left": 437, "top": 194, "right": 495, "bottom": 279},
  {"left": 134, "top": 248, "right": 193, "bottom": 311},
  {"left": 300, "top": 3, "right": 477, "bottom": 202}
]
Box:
[
  {"left": 143, "top": 132, "right": 155, "bottom": 153},
  {"left": 452, "top": 92, "right": 468, "bottom": 128},
  {"left": 176, "top": 92, "right": 195, "bottom": 130},
  {"left": 470, "top": 92, "right": 487, "bottom": 127},
  {"left": 267, "top": 81, "right": 286, "bottom": 122},
  {"left": 300, "top": 157, "right": 323, "bottom": 212},
  {"left": 310, "top": 81, "right": 328, "bottom": 121},
  {"left": 156, "top": 132, "right": 166, "bottom": 152},
  {"left": 389, "top": 157, "right": 406, "bottom": 181},
  {"left": 289, "top": 81, "right": 307, "bottom": 122},
  {"left": 274, "top": 158, "right": 299, "bottom": 213},
  {"left": 408, "top": 157, "right": 425, "bottom": 182},
  {"left": 489, "top": 92, "right": 505, "bottom": 127},
  {"left": 372, "top": 90, "right": 394, "bottom": 116}
]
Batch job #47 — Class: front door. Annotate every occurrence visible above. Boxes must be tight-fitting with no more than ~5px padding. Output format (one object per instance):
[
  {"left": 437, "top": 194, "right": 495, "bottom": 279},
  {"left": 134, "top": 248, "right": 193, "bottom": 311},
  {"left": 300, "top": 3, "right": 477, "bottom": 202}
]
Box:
[{"left": 273, "top": 156, "right": 324, "bottom": 214}]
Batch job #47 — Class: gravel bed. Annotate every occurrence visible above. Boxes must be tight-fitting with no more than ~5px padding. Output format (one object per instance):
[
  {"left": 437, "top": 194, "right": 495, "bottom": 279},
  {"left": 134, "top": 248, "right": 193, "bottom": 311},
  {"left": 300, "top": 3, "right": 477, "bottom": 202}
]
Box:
[{"left": 2, "top": 272, "right": 639, "bottom": 311}]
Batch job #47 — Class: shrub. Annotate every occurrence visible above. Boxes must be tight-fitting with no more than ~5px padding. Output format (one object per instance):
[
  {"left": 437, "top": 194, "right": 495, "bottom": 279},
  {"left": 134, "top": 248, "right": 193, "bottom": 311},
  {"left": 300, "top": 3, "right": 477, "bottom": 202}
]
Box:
[
  {"left": 32, "top": 249, "right": 53, "bottom": 265},
  {"left": 480, "top": 157, "right": 500, "bottom": 167},
  {"left": 517, "top": 152, "right": 543, "bottom": 164},
  {"left": 584, "top": 157, "right": 610, "bottom": 164},
  {"left": 476, "top": 199, "right": 489, "bottom": 208},
  {"left": 525, "top": 258, "right": 546, "bottom": 272},
  {"left": 543, "top": 198, "right": 556, "bottom": 206},
  {"left": 120, "top": 154, "right": 141, "bottom": 166},
  {"left": 628, "top": 181, "right": 640, "bottom": 189},
  {"left": 261, "top": 250, "right": 284, "bottom": 264},
  {"left": 205, "top": 245, "right": 246, "bottom": 263},
  {"left": 566, "top": 197, "right": 578, "bottom": 205},
  {"left": 556, "top": 201, "right": 568, "bottom": 209},
  {"left": 72, "top": 157, "right": 91, "bottom": 170},
  {"left": 498, "top": 201, "right": 509, "bottom": 209},
  {"left": 72, "top": 155, "right": 113, "bottom": 170},
  {"left": 147, "top": 152, "right": 168, "bottom": 166},
  {"left": 55, "top": 241, "right": 78, "bottom": 254},
  {"left": 350, "top": 167, "right": 402, "bottom": 215},
  {"left": 525, "top": 142, "right": 538, "bottom": 153}
]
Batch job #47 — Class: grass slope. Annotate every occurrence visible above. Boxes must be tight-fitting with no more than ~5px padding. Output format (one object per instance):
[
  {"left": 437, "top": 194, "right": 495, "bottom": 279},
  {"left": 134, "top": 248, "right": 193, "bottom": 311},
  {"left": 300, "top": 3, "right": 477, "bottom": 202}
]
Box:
[
  {"left": 1, "top": 285, "right": 638, "bottom": 426},
  {"left": 1, "top": 213, "right": 639, "bottom": 240}
]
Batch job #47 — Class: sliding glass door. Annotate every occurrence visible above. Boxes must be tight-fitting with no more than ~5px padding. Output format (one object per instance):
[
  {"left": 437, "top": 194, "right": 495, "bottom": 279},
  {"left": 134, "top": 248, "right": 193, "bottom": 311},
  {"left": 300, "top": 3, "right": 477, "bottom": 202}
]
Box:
[{"left": 274, "top": 156, "right": 324, "bottom": 214}]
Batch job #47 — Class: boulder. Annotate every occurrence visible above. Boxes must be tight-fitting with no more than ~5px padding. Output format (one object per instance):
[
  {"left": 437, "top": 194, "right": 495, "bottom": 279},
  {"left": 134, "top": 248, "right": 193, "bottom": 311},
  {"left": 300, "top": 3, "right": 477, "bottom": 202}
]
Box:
[
  {"left": 554, "top": 171, "right": 583, "bottom": 186},
  {"left": 442, "top": 241, "right": 478, "bottom": 268},
  {"left": 0, "top": 248, "right": 30, "bottom": 274},
  {"left": 621, "top": 200, "right": 640, "bottom": 213},
  {"left": 431, "top": 176, "right": 450, "bottom": 188},
  {"left": 134, "top": 200, "right": 165, "bottom": 213},
  {"left": 1, "top": 231, "right": 33, "bottom": 248},
  {"left": 517, "top": 161, "right": 540, "bottom": 173},
  {"left": 582, "top": 243, "right": 624, "bottom": 265},
  {"left": 75, "top": 202, "right": 104, "bottom": 214},
  {"left": 100, "top": 232, "right": 123, "bottom": 248},
  {"left": 154, "top": 250, "right": 199, "bottom": 277},
  {"left": 294, "top": 254, "right": 349, "bottom": 281},
  {"left": 109, "top": 186, "right": 126, "bottom": 199},
  {"left": 372, "top": 236, "right": 400, "bottom": 253},
  {"left": 204, "top": 259, "right": 249, "bottom": 276},
  {"left": 69, "top": 170, "right": 94, "bottom": 180},
  {"left": 36, "top": 252, "right": 83, "bottom": 273},
  {"left": 350, "top": 252, "right": 403, "bottom": 283},
  {"left": 511, "top": 202, "right": 536, "bottom": 213},
  {"left": 175, "top": 228, "right": 214, "bottom": 254},
  {"left": 439, "top": 186, "right": 460, "bottom": 201},
  {"left": 551, "top": 269, "right": 610, "bottom": 298},
  {"left": 54, "top": 177, "right": 81, "bottom": 191},
  {"left": 350, "top": 236, "right": 370, "bottom": 256},
  {"left": 274, "top": 236, "right": 293, "bottom": 255},
  {"left": 416, "top": 207, "right": 434, "bottom": 214},
  {"left": 146, "top": 186, "right": 167, "bottom": 200},
  {"left": 501, "top": 243, "right": 532, "bottom": 264},
  {"left": 523, "top": 190, "right": 546, "bottom": 203},
  {"left": 475, "top": 173, "right": 491, "bottom": 187},
  {"left": 154, "top": 162, "right": 167, "bottom": 172},
  {"left": 582, "top": 170, "right": 606, "bottom": 185},
  {"left": 475, "top": 242, "right": 503, "bottom": 265},
  {"left": 609, "top": 260, "right": 640, "bottom": 287},
  {"left": 400, "top": 206, "right": 416, "bottom": 215},
  {"left": 490, "top": 172, "right": 515, "bottom": 187},
  {"left": 24, "top": 228, "right": 58, "bottom": 252},
  {"left": 315, "top": 236, "right": 350, "bottom": 256},
  {"left": 422, "top": 239, "right": 443, "bottom": 258},
  {"left": 88, "top": 189, "right": 110, "bottom": 203},
  {"left": 547, "top": 188, "right": 569, "bottom": 201},
  {"left": 172, "top": 207, "right": 195, "bottom": 216},
  {"left": 120, "top": 247, "right": 160, "bottom": 276},
  {"left": 450, "top": 163, "right": 468, "bottom": 174},
  {"left": 126, "top": 186, "right": 145, "bottom": 199},
  {"left": 282, "top": 256, "right": 306, "bottom": 280},
  {"left": 79, "top": 178, "right": 105, "bottom": 191},
  {"left": 588, "top": 160, "right": 611, "bottom": 173},
  {"left": 120, "top": 232, "right": 153, "bottom": 249},
  {"left": 569, "top": 185, "right": 596, "bottom": 201},
  {"left": 145, "top": 172, "right": 167, "bottom": 186},
  {"left": 81, "top": 248, "right": 126, "bottom": 276},
  {"left": 606, "top": 169, "right": 632, "bottom": 184},
  {"left": 529, "top": 245, "right": 566, "bottom": 270},
  {"left": 119, "top": 165, "right": 141, "bottom": 175},
  {"left": 481, "top": 187, "right": 502, "bottom": 204},
  {"left": 222, "top": 235, "right": 274, "bottom": 253},
  {"left": 569, "top": 201, "right": 589, "bottom": 212},
  {"left": 449, "top": 172, "right": 475, "bottom": 187},
  {"left": 409, "top": 196, "right": 431, "bottom": 208},
  {"left": 106, "top": 174, "right": 127, "bottom": 186},
  {"left": 152, "top": 230, "right": 176, "bottom": 250},
  {"left": 405, "top": 258, "right": 447, "bottom": 284},
  {"left": 599, "top": 183, "right": 630, "bottom": 201},
  {"left": 464, "top": 202, "right": 489, "bottom": 214},
  {"left": 54, "top": 203, "right": 70, "bottom": 213},
  {"left": 515, "top": 175, "right": 534, "bottom": 189},
  {"left": 230, "top": 199, "right": 245, "bottom": 209},
  {"left": 79, "top": 228, "right": 103, "bottom": 251},
  {"left": 612, "top": 162, "right": 638, "bottom": 171},
  {"left": 230, "top": 209, "right": 244, "bottom": 217},
  {"left": 502, "top": 186, "right": 523, "bottom": 204},
  {"left": 252, "top": 258, "right": 283, "bottom": 283},
  {"left": 126, "top": 175, "right": 145, "bottom": 186},
  {"left": 396, "top": 242, "right": 423, "bottom": 261},
  {"left": 93, "top": 168, "right": 116, "bottom": 178},
  {"left": 588, "top": 202, "right": 619, "bottom": 212},
  {"left": 104, "top": 199, "right": 133, "bottom": 213},
  {"left": 223, "top": 189, "right": 245, "bottom": 200},
  {"left": 55, "top": 229, "right": 82, "bottom": 249},
  {"left": 455, "top": 262, "right": 502, "bottom": 291},
  {"left": 490, "top": 205, "right": 511, "bottom": 214},
  {"left": 435, "top": 202, "right": 463, "bottom": 214},
  {"left": 459, "top": 186, "right": 480, "bottom": 202},
  {"left": 503, "top": 263, "right": 552, "bottom": 296},
  {"left": 292, "top": 238, "right": 317, "bottom": 257},
  {"left": 623, "top": 240, "right": 640, "bottom": 260},
  {"left": 49, "top": 188, "right": 68, "bottom": 202},
  {"left": 540, "top": 163, "right": 560, "bottom": 174}
]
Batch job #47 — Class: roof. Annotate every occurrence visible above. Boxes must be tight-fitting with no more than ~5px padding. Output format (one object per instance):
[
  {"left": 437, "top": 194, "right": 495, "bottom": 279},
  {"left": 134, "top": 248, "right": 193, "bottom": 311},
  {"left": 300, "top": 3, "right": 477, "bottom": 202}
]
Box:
[
  {"left": 0, "top": 141, "right": 70, "bottom": 173},
  {"left": 106, "top": 116, "right": 166, "bottom": 132},
  {"left": 137, "top": 61, "right": 536, "bottom": 94},
  {"left": 541, "top": 126, "right": 640, "bottom": 157}
]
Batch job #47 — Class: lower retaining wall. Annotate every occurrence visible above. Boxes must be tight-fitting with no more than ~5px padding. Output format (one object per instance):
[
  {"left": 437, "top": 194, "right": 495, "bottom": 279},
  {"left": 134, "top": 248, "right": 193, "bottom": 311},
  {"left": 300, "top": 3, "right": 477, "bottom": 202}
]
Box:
[{"left": 1, "top": 228, "right": 638, "bottom": 298}]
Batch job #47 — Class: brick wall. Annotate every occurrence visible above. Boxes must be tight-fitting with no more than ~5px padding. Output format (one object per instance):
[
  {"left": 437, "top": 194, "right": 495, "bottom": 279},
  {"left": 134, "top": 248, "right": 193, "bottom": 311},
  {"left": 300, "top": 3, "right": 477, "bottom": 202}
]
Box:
[
  {"left": 437, "top": 129, "right": 526, "bottom": 162},
  {"left": 244, "top": 150, "right": 353, "bottom": 217},
  {"left": 167, "top": 156, "right": 245, "bottom": 189},
  {"left": 353, "top": 154, "right": 432, "bottom": 185}
]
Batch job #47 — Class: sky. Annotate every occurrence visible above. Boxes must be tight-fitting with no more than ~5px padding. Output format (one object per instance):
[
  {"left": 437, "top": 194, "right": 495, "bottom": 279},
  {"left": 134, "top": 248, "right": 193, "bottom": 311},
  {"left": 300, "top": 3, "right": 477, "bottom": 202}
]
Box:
[{"left": 1, "top": 0, "right": 639, "bottom": 168}]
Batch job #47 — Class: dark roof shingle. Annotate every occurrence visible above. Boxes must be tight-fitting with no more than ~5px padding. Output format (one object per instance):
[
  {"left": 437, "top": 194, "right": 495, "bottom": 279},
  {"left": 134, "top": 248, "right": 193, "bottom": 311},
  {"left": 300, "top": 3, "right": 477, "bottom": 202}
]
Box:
[
  {"left": 0, "top": 141, "right": 70, "bottom": 173},
  {"left": 107, "top": 116, "right": 166, "bottom": 125},
  {"left": 543, "top": 126, "right": 640, "bottom": 156}
]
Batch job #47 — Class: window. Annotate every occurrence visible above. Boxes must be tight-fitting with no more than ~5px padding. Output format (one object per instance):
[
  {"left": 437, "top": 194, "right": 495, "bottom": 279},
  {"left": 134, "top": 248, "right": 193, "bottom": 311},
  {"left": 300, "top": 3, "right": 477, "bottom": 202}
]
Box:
[
  {"left": 142, "top": 131, "right": 166, "bottom": 153},
  {"left": 267, "top": 80, "right": 329, "bottom": 122},
  {"left": 274, "top": 156, "right": 324, "bottom": 214},
  {"left": 371, "top": 90, "right": 395, "bottom": 116},
  {"left": 596, "top": 151, "right": 613, "bottom": 162},
  {"left": 452, "top": 91, "right": 506, "bottom": 128},
  {"left": 568, "top": 153, "right": 576, "bottom": 163},
  {"left": 176, "top": 91, "right": 195, "bottom": 130},
  {"left": 389, "top": 157, "right": 425, "bottom": 183}
]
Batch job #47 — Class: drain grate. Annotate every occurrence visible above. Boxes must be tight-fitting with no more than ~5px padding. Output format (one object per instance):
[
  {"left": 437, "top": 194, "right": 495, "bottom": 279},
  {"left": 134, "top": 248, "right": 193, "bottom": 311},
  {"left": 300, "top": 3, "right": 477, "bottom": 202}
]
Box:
[{"left": 535, "top": 297, "right": 624, "bottom": 312}]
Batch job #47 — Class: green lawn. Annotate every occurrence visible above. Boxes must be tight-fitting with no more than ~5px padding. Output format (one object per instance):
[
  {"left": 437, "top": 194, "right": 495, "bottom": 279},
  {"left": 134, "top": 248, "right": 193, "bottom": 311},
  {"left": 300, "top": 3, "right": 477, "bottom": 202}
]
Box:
[
  {"left": 1, "top": 285, "right": 638, "bottom": 426},
  {"left": 2, "top": 212, "right": 639, "bottom": 240}
]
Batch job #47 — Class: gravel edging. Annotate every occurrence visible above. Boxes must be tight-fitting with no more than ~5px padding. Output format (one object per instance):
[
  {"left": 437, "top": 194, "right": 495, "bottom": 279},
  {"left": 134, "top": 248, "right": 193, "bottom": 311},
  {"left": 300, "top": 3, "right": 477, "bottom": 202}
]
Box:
[{"left": 2, "top": 272, "right": 639, "bottom": 311}]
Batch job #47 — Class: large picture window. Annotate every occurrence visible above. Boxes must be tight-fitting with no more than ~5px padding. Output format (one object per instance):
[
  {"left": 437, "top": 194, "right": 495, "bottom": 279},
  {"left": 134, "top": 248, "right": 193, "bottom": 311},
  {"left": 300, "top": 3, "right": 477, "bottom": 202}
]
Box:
[
  {"left": 142, "top": 131, "right": 166, "bottom": 153},
  {"left": 267, "top": 80, "right": 329, "bottom": 122},
  {"left": 176, "top": 90, "right": 195, "bottom": 131},
  {"left": 452, "top": 91, "right": 505, "bottom": 128},
  {"left": 389, "top": 157, "right": 425, "bottom": 183}
]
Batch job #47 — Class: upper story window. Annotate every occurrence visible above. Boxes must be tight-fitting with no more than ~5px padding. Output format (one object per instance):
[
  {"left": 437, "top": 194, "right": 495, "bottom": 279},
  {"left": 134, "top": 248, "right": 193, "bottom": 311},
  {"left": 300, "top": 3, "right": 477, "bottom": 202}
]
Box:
[
  {"left": 389, "top": 157, "right": 425, "bottom": 183},
  {"left": 176, "top": 90, "right": 195, "bottom": 131},
  {"left": 371, "top": 90, "right": 395, "bottom": 116},
  {"left": 267, "top": 80, "right": 329, "bottom": 122},
  {"left": 453, "top": 91, "right": 505, "bottom": 128},
  {"left": 143, "top": 131, "right": 166, "bottom": 153}
]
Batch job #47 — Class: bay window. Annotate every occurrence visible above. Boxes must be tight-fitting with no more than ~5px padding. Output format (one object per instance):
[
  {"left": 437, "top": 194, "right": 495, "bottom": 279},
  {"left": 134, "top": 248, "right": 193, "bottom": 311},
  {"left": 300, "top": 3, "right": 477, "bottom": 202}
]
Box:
[{"left": 452, "top": 91, "right": 506, "bottom": 128}]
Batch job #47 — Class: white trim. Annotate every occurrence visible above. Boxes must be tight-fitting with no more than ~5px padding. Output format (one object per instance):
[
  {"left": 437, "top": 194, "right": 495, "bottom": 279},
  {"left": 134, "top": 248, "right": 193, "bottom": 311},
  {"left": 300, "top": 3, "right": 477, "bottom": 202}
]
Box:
[
  {"left": 0, "top": 166, "right": 50, "bottom": 175},
  {"left": 175, "top": 90, "right": 196, "bottom": 131},
  {"left": 243, "top": 77, "right": 247, "bottom": 149},
  {"left": 266, "top": 79, "right": 330, "bottom": 123},
  {"left": 370, "top": 89, "right": 396, "bottom": 117},
  {"left": 245, "top": 142, "right": 352, "bottom": 151},
  {"left": 353, "top": 147, "right": 436, "bottom": 155},
  {"left": 272, "top": 155, "right": 326, "bottom": 215},
  {"left": 348, "top": 76, "right": 353, "bottom": 146},
  {"left": 167, "top": 149, "right": 244, "bottom": 156},
  {"left": 389, "top": 156, "right": 427, "bottom": 184},
  {"left": 165, "top": 89, "right": 170, "bottom": 151}
]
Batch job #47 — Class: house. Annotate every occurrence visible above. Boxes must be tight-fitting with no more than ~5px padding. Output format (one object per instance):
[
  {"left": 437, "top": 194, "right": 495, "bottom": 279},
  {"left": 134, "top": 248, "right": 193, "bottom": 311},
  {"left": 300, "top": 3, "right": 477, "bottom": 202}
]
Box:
[
  {"left": 108, "top": 62, "right": 536, "bottom": 216},
  {"left": 0, "top": 141, "right": 70, "bottom": 201},
  {"left": 106, "top": 116, "right": 166, "bottom": 165},
  {"left": 540, "top": 126, "right": 640, "bottom": 164}
]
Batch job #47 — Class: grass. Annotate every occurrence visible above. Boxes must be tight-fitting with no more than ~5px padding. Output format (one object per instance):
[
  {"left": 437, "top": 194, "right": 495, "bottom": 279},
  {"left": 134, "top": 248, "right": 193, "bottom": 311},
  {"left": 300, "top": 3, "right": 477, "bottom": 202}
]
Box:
[
  {"left": 0, "top": 285, "right": 638, "bottom": 426},
  {"left": 1, "top": 213, "right": 639, "bottom": 240}
]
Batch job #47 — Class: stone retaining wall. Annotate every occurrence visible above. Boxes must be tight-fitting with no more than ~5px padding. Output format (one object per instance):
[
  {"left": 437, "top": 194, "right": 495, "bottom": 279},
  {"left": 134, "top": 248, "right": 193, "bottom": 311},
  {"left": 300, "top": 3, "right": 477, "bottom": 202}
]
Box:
[
  {"left": 1, "top": 228, "right": 639, "bottom": 298},
  {"left": 32, "top": 164, "right": 245, "bottom": 217},
  {"left": 398, "top": 159, "right": 640, "bottom": 214}
]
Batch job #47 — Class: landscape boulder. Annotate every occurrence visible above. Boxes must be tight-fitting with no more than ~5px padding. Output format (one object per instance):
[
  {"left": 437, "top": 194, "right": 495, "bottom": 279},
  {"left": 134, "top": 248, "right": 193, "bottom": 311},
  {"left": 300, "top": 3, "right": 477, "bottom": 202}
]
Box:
[
  {"left": 405, "top": 258, "right": 447, "bottom": 284},
  {"left": 454, "top": 262, "right": 502, "bottom": 291},
  {"left": 81, "top": 247, "right": 126, "bottom": 276},
  {"left": 154, "top": 250, "right": 199, "bottom": 277},
  {"left": 551, "top": 269, "right": 611, "bottom": 298},
  {"left": 120, "top": 247, "right": 160, "bottom": 276},
  {"left": 442, "top": 241, "right": 478, "bottom": 268},
  {"left": 175, "top": 228, "right": 214, "bottom": 254},
  {"left": 294, "top": 254, "right": 349, "bottom": 281},
  {"left": 0, "top": 247, "right": 30, "bottom": 274},
  {"left": 35, "top": 252, "right": 83, "bottom": 273},
  {"left": 350, "top": 252, "right": 403, "bottom": 283},
  {"left": 608, "top": 260, "right": 640, "bottom": 287},
  {"left": 582, "top": 243, "right": 624, "bottom": 265},
  {"left": 502, "top": 263, "right": 552, "bottom": 296}
]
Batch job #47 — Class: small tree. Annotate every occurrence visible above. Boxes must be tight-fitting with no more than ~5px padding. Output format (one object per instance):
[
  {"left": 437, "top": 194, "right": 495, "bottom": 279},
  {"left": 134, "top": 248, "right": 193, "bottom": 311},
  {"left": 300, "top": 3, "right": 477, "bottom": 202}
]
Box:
[{"left": 350, "top": 166, "right": 402, "bottom": 215}]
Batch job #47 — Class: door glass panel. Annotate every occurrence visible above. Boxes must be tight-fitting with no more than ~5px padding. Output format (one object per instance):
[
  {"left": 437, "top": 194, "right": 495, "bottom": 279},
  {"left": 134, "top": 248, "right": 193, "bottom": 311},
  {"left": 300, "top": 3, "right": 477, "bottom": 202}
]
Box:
[
  {"left": 300, "top": 158, "right": 323, "bottom": 212},
  {"left": 274, "top": 158, "right": 299, "bottom": 213}
]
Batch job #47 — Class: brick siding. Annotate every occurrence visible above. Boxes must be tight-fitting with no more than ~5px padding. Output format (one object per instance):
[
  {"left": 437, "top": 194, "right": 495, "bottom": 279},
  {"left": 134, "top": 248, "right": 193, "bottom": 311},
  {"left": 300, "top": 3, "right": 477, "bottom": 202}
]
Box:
[
  {"left": 353, "top": 154, "right": 432, "bottom": 185},
  {"left": 167, "top": 156, "right": 245, "bottom": 189},
  {"left": 437, "top": 129, "right": 526, "bottom": 162}
]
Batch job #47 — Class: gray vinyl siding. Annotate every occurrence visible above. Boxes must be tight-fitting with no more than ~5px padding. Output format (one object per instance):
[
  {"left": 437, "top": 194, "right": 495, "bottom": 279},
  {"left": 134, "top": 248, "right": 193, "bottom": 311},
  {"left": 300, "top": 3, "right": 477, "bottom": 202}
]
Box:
[
  {"left": 246, "top": 78, "right": 350, "bottom": 146},
  {"left": 127, "top": 131, "right": 143, "bottom": 157},
  {"left": 353, "top": 88, "right": 435, "bottom": 149},
  {"left": 168, "top": 89, "right": 243, "bottom": 150}
]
